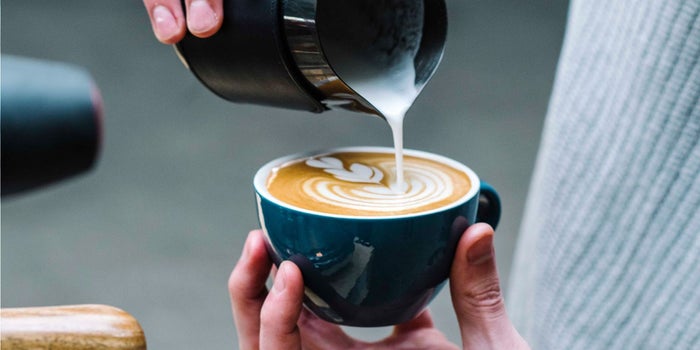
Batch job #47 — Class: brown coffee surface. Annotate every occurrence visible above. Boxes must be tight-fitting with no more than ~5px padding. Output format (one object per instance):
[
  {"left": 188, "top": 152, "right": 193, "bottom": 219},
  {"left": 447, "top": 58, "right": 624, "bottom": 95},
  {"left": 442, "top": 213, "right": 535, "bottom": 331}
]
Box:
[{"left": 266, "top": 151, "right": 471, "bottom": 216}]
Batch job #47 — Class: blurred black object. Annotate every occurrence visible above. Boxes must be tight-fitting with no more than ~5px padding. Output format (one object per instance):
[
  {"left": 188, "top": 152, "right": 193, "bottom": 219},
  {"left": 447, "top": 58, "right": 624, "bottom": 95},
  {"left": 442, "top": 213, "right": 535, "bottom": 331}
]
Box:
[{"left": 1, "top": 55, "right": 102, "bottom": 197}]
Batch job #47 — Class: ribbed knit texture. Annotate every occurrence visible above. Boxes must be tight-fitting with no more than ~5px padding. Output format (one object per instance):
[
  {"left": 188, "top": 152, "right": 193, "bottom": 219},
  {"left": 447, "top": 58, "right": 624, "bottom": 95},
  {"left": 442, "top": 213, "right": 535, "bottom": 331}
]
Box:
[{"left": 508, "top": 0, "right": 700, "bottom": 349}]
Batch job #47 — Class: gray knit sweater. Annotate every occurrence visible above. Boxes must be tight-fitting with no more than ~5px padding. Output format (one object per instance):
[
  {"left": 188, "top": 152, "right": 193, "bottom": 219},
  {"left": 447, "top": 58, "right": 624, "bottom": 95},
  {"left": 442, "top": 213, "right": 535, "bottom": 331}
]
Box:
[{"left": 507, "top": 0, "right": 700, "bottom": 349}]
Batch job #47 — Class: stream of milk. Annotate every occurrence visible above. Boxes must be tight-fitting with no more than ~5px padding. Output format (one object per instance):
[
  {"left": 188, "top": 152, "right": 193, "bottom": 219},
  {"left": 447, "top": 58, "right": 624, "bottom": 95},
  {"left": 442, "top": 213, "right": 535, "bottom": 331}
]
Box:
[{"left": 350, "top": 58, "right": 419, "bottom": 193}]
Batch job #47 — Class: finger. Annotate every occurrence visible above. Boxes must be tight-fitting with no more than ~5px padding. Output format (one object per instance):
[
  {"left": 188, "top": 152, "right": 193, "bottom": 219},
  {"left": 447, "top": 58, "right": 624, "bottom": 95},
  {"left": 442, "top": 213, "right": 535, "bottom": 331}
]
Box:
[
  {"left": 449, "top": 223, "right": 529, "bottom": 349},
  {"left": 184, "top": 0, "right": 224, "bottom": 38},
  {"left": 297, "top": 308, "right": 355, "bottom": 350},
  {"left": 143, "top": 0, "right": 186, "bottom": 44},
  {"left": 382, "top": 310, "right": 459, "bottom": 349},
  {"left": 229, "top": 230, "right": 273, "bottom": 350},
  {"left": 260, "top": 261, "right": 304, "bottom": 349},
  {"left": 393, "top": 309, "right": 435, "bottom": 335}
]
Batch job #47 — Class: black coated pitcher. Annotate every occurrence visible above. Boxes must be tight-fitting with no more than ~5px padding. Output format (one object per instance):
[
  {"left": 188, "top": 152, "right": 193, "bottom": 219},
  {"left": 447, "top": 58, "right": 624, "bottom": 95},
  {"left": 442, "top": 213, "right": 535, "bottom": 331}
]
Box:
[{"left": 174, "top": 0, "right": 447, "bottom": 118}]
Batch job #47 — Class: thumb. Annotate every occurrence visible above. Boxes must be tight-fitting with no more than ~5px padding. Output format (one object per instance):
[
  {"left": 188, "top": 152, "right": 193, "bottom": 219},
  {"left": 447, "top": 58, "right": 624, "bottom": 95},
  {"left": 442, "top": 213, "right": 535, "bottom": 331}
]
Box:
[
  {"left": 259, "top": 261, "right": 304, "bottom": 350},
  {"left": 449, "top": 223, "right": 529, "bottom": 349}
]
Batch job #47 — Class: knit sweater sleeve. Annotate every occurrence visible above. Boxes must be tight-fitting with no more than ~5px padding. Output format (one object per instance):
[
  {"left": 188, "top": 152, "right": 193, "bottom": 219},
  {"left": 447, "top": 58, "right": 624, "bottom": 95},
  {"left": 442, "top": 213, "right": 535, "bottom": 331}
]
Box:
[{"left": 507, "top": 0, "right": 700, "bottom": 348}]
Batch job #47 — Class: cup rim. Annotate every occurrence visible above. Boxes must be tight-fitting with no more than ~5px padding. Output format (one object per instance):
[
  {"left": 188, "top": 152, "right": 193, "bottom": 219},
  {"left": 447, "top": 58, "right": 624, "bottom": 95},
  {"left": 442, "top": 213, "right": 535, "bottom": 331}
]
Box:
[{"left": 254, "top": 146, "right": 481, "bottom": 219}]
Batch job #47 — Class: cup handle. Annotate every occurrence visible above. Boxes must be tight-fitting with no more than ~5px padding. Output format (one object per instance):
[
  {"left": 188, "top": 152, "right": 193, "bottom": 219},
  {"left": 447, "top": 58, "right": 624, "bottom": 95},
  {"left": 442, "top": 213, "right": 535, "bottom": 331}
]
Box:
[{"left": 477, "top": 182, "right": 501, "bottom": 229}]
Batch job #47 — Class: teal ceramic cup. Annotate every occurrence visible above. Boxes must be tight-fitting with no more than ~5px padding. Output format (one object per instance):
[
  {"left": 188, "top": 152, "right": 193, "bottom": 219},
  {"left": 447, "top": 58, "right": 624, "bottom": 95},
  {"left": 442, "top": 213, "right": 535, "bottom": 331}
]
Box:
[{"left": 254, "top": 147, "right": 500, "bottom": 327}]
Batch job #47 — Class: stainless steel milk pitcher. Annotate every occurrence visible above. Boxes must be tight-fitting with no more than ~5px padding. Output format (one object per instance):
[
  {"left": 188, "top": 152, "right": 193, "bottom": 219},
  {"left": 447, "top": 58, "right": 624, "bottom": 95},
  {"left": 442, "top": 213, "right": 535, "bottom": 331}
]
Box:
[{"left": 174, "top": 0, "right": 447, "bottom": 118}]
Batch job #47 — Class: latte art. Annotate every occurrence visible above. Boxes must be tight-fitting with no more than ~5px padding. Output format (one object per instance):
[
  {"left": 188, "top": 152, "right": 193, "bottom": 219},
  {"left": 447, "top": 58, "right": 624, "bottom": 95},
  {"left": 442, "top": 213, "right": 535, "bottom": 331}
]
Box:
[
  {"left": 266, "top": 151, "right": 471, "bottom": 216},
  {"left": 304, "top": 161, "right": 453, "bottom": 212}
]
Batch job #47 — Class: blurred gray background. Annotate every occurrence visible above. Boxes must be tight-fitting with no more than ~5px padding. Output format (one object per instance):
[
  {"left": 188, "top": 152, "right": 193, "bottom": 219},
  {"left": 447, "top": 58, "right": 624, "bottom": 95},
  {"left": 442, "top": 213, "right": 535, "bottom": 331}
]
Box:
[{"left": 1, "top": 0, "right": 568, "bottom": 348}]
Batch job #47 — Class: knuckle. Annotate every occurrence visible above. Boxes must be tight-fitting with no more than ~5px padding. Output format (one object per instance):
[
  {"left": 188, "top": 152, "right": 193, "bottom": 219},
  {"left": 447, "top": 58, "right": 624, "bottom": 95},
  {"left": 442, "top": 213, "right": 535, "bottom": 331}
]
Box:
[
  {"left": 227, "top": 267, "right": 266, "bottom": 306},
  {"left": 260, "top": 296, "right": 296, "bottom": 333},
  {"left": 461, "top": 278, "right": 506, "bottom": 315},
  {"left": 259, "top": 301, "right": 277, "bottom": 326},
  {"left": 227, "top": 267, "right": 244, "bottom": 295}
]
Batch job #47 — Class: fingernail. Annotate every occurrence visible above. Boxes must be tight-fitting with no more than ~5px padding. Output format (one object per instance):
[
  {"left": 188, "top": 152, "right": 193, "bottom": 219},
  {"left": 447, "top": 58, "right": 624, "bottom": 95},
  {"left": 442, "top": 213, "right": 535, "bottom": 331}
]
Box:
[
  {"left": 152, "top": 5, "right": 179, "bottom": 41},
  {"left": 188, "top": 0, "right": 218, "bottom": 34},
  {"left": 468, "top": 235, "right": 494, "bottom": 265},
  {"left": 272, "top": 262, "right": 288, "bottom": 293}
]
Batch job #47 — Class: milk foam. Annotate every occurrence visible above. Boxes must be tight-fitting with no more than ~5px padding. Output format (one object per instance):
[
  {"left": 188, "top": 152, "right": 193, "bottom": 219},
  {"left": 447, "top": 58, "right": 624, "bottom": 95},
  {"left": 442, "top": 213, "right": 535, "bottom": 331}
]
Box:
[
  {"left": 266, "top": 151, "right": 471, "bottom": 216},
  {"left": 303, "top": 160, "right": 453, "bottom": 213}
]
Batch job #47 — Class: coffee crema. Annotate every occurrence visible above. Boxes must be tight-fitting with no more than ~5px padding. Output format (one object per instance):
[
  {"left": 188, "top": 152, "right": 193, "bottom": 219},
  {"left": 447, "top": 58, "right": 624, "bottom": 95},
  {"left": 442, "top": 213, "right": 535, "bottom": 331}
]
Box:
[{"left": 266, "top": 151, "right": 471, "bottom": 216}]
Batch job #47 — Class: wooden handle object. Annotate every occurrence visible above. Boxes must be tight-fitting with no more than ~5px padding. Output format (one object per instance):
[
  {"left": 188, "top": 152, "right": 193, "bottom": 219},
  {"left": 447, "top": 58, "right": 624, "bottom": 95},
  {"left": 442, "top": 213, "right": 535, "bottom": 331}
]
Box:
[{"left": 1, "top": 304, "right": 146, "bottom": 350}]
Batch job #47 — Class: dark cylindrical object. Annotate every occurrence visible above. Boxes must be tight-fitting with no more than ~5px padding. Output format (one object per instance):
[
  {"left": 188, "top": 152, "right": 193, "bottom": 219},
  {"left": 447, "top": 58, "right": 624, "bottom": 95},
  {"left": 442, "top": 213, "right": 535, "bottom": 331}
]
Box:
[
  {"left": 175, "top": 0, "right": 447, "bottom": 117},
  {"left": 175, "top": 0, "right": 326, "bottom": 112},
  {"left": 1, "top": 55, "right": 103, "bottom": 196}
]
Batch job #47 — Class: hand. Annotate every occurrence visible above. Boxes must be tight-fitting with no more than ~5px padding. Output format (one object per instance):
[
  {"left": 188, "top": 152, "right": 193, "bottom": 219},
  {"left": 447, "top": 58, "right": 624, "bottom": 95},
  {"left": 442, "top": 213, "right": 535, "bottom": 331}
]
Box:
[
  {"left": 228, "top": 225, "right": 530, "bottom": 349},
  {"left": 228, "top": 229, "right": 457, "bottom": 349},
  {"left": 449, "top": 223, "right": 530, "bottom": 349},
  {"left": 143, "top": 0, "right": 223, "bottom": 44}
]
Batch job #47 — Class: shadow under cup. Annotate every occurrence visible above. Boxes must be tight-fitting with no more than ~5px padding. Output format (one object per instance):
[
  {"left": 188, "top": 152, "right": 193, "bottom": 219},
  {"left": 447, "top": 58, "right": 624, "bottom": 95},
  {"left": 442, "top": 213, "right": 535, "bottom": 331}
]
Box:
[{"left": 253, "top": 147, "right": 500, "bottom": 327}]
